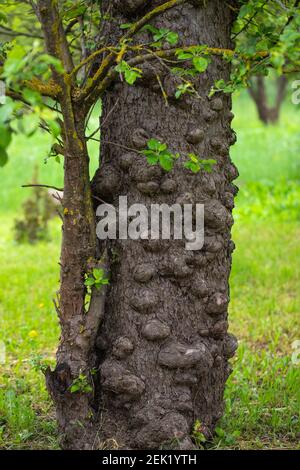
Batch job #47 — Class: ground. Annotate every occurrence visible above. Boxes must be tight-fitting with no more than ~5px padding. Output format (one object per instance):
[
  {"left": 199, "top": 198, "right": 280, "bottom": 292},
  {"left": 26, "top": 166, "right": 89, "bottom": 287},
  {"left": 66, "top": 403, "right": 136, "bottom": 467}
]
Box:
[{"left": 0, "top": 91, "right": 299, "bottom": 450}]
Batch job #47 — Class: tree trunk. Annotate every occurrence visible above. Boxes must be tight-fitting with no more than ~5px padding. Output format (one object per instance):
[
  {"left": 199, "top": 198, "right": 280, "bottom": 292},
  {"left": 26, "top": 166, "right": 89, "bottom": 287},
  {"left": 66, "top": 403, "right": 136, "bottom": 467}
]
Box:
[
  {"left": 91, "top": 0, "right": 238, "bottom": 450},
  {"left": 248, "top": 75, "right": 287, "bottom": 124},
  {"left": 45, "top": 113, "right": 106, "bottom": 449}
]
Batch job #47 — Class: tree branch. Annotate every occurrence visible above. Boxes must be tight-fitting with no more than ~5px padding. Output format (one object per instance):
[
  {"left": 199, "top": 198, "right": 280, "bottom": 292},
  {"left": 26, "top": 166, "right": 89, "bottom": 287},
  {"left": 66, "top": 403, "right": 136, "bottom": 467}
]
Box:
[
  {"left": 37, "top": 0, "right": 74, "bottom": 74},
  {"left": 22, "top": 184, "right": 64, "bottom": 191},
  {"left": 77, "top": 0, "right": 189, "bottom": 106},
  {"left": 0, "top": 25, "right": 43, "bottom": 39},
  {"left": 123, "top": 0, "right": 188, "bottom": 40}
]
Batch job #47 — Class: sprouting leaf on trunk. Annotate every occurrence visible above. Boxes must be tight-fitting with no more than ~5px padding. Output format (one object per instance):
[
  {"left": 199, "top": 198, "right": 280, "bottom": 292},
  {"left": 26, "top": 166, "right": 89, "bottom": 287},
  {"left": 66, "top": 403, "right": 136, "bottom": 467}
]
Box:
[
  {"left": 84, "top": 267, "right": 110, "bottom": 291},
  {"left": 115, "top": 61, "right": 142, "bottom": 85},
  {"left": 70, "top": 374, "right": 92, "bottom": 394},
  {"left": 141, "top": 139, "right": 179, "bottom": 171},
  {"left": 175, "top": 82, "right": 195, "bottom": 99},
  {"left": 142, "top": 24, "right": 179, "bottom": 47},
  {"left": 184, "top": 153, "right": 217, "bottom": 174}
]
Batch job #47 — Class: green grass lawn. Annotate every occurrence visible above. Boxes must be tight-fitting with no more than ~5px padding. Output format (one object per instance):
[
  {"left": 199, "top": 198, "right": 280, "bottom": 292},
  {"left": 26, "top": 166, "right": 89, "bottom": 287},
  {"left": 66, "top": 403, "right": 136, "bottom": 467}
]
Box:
[{"left": 0, "top": 92, "right": 299, "bottom": 449}]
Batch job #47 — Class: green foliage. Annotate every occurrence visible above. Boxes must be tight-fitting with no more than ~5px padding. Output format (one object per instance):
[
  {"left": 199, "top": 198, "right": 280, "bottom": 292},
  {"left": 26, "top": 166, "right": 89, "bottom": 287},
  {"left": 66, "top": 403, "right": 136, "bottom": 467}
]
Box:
[
  {"left": 214, "top": 427, "right": 241, "bottom": 447},
  {"left": 1, "top": 43, "right": 63, "bottom": 88},
  {"left": 119, "top": 23, "right": 133, "bottom": 30},
  {"left": 84, "top": 267, "right": 109, "bottom": 290},
  {"left": 0, "top": 125, "right": 12, "bottom": 166},
  {"left": 141, "top": 140, "right": 217, "bottom": 174},
  {"left": 69, "top": 374, "right": 92, "bottom": 394},
  {"left": 175, "top": 82, "right": 195, "bottom": 99},
  {"left": 63, "top": 2, "right": 87, "bottom": 20},
  {"left": 175, "top": 46, "right": 210, "bottom": 75},
  {"left": 184, "top": 154, "right": 216, "bottom": 173},
  {"left": 191, "top": 420, "right": 206, "bottom": 448},
  {"left": 214, "top": 0, "right": 300, "bottom": 95},
  {"left": 29, "top": 354, "right": 50, "bottom": 374},
  {"left": 115, "top": 60, "right": 142, "bottom": 85},
  {"left": 141, "top": 138, "right": 179, "bottom": 171},
  {"left": 143, "top": 24, "right": 179, "bottom": 47}
]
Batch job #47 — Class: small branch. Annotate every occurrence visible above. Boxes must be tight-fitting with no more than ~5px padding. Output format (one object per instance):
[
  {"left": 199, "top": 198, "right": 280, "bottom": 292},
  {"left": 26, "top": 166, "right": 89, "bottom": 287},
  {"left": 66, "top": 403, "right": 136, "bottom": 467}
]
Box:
[
  {"left": 231, "top": 1, "right": 268, "bottom": 40},
  {"left": 0, "top": 25, "right": 43, "bottom": 39},
  {"left": 77, "top": 0, "right": 188, "bottom": 106},
  {"left": 100, "top": 98, "right": 120, "bottom": 127},
  {"left": 65, "top": 18, "right": 78, "bottom": 35},
  {"left": 22, "top": 184, "right": 64, "bottom": 191},
  {"left": 70, "top": 47, "right": 111, "bottom": 79},
  {"left": 37, "top": 0, "right": 74, "bottom": 74},
  {"left": 24, "top": 78, "right": 61, "bottom": 98},
  {"left": 102, "top": 140, "right": 141, "bottom": 154},
  {"left": 123, "top": 0, "right": 188, "bottom": 40}
]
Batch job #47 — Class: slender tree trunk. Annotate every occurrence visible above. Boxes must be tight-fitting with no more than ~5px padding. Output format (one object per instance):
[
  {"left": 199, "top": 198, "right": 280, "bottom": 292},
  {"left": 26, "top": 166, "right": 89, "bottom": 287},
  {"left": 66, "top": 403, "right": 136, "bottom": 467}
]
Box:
[
  {"left": 36, "top": 1, "right": 107, "bottom": 449},
  {"left": 91, "top": 0, "right": 238, "bottom": 450},
  {"left": 248, "top": 75, "right": 287, "bottom": 124},
  {"left": 45, "top": 116, "right": 105, "bottom": 449}
]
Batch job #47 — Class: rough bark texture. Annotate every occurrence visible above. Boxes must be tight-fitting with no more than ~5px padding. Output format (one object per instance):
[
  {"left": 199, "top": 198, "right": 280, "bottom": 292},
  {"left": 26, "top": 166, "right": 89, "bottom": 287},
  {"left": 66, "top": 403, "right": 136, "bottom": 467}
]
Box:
[
  {"left": 37, "top": 1, "right": 106, "bottom": 450},
  {"left": 248, "top": 75, "right": 287, "bottom": 124},
  {"left": 91, "top": 0, "right": 239, "bottom": 450}
]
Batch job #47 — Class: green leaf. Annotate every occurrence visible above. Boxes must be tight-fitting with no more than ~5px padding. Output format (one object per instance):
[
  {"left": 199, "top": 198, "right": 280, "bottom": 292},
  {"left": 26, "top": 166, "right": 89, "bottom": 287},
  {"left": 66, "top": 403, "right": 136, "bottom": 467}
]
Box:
[
  {"left": 22, "top": 114, "right": 40, "bottom": 137},
  {"left": 142, "top": 24, "right": 158, "bottom": 34},
  {"left": 64, "top": 4, "right": 86, "bottom": 20},
  {"left": 176, "top": 50, "right": 194, "bottom": 60},
  {"left": 120, "top": 23, "right": 133, "bottom": 29},
  {"left": 39, "top": 54, "right": 64, "bottom": 74},
  {"left": 46, "top": 119, "right": 61, "bottom": 138},
  {"left": 158, "top": 142, "right": 167, "bottom": 152},
  {"left": 115, "top": 61, "right": 142, "bottom": 85},
  {"left": 0, "top": 99, "right": 17, "bottom": 124},
  {"left": 0, "top": 12, "right": 8, "bottom": 24},
  {"left": 166, "top": 31, "right": 178, "bottom": 45},
  {"left": 70, "top": 383, "right": 80, "bottom": 393},
  {"left": 0, "top": 147, "right": 8, "bottom": 167},
  {"left": 159, "top": 153, "right": 174, "bottom": 171},
  {"left": 22, "top": 88, "right": 42, "bottom": 106},
  {"left": 84, "top": 277, "right": 95, "bottom": 287},
  {"left": 145, "top": 153, "right": 159, "bottom": 165},
  {"left": 124, "top": 69, "right": 141, "bottom": 85},
  {"left": 93, "top": 268, "right": 104, "bottom": 279},
  {"left": 8, "top": 44, "right": 26, "bottom": 60},
  {"left": 0, "top": 125, "right": 12, "bottom": 148},
  {"left": 193, "top": 56, "right": 209, "bottom": 73},
  {"left": 184, "top": 160, "right": 200, "bottom": 173},
  {"left": 147, "top": 138, "right": 160, "bottom": 151}
]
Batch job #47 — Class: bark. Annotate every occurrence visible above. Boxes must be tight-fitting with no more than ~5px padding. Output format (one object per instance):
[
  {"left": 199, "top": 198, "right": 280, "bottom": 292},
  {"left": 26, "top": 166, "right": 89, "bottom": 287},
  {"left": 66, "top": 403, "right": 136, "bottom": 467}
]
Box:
[
  {"left": 90, "top": 0, "right": 239, "bottom": 450},
  {"left": 248, "top": 75, "right": 287, "bottom": 124},
  {"left": 37, "top": 0, "right": 107, "bottom": 450}
]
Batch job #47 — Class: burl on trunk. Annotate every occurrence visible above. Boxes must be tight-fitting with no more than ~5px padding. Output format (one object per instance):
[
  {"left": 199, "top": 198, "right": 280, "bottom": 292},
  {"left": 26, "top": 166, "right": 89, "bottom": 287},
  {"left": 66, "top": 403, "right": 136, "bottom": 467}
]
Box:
[{"left": 90, "top": 0, "right": 238, "bottom": 450}]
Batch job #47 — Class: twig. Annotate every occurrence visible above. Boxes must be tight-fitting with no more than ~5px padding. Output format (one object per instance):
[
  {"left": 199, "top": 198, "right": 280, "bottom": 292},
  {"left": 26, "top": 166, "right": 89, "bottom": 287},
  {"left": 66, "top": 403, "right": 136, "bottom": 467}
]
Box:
[
  {"left": 22, "top": 184, "right": 64, "bottom": 191},
  {"left": 101, "top": 98, "right": 120, "bottom": 127}
]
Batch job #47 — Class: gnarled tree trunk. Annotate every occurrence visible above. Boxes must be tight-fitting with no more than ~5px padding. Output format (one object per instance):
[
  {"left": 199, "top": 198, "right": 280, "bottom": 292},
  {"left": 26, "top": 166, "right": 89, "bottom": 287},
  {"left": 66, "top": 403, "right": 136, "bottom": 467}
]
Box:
[{"left": 91, "top": 0, "right": 238, "bottom": 450}]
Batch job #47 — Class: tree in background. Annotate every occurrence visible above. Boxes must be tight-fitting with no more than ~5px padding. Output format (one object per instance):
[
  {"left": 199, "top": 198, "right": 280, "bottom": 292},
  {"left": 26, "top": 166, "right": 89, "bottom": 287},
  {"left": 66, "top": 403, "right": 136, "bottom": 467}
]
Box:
[
  {"left": 248, "top": 75, "right": 288, "bottom": 123},
  {"left": 0, "top": 0, "right": 299, "bottom": 450}
]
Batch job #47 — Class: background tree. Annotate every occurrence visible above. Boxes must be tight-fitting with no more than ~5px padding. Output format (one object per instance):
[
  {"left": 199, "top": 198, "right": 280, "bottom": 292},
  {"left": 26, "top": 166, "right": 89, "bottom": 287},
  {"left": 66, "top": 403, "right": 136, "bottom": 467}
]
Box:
[
  {"left": 248, "top": 75, "right": 288, "bottom": 124},
  {"left": 0, "top": 0, "right": 299, "bottom": 450}
]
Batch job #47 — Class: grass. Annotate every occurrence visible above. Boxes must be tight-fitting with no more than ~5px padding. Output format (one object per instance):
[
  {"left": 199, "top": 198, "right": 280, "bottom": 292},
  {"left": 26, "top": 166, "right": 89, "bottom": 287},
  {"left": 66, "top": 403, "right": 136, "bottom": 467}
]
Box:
[{"left": 0, "top": 91, "right": 299, "bottom": 449}]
